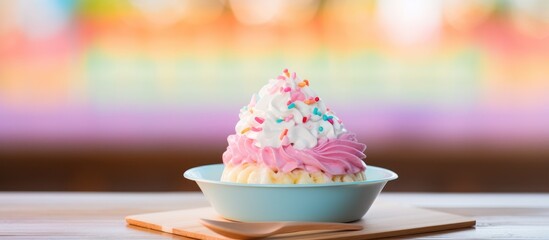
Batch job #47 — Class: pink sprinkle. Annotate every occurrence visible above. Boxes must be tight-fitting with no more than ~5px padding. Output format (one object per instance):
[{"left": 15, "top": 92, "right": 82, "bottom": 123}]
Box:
[
  {"left": 251, "top": 127, "right": 262, "bottom": 132},
  {"left": 290, "top": 90, "right": 306, "bottom": 102},
  {"left": 338, "top": 119, "right": 343, "bottom": 124},
  {"left": 254, "top": 117, "right": 264, "bottom": 124},
  {"left": 283, "top": 87, "right": 291, "bottom": 92},
  {"left": 291, "top": 72, "right": 296, "bottom": 79},
  {"left": 328, "top": 119, "right": 334, "bottom": 125},
  {"left": 287, "top": 100, "right": 292, "bottom": 105},
  {"left": 277, "top": 75, "right": 286, "bottom": 80},
  {"left": 284, "top": 114, "right": 294, "bottom": 122}
]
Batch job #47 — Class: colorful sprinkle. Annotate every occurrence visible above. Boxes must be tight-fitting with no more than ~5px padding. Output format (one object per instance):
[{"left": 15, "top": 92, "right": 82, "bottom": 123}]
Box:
[
  {"left": 251, "top": 127, "right": 262, "bottom": 132},
  {"left": 280, "top": 128, "right": 288, "bottom": 140},
  {"left": 338, "top": 119, "right": 343, "bottom": 124},
  {"left": 288, "top": 102, "right": 296, "bottom": 109},
  {"left": 283, "top": 69, "right": 290, "bottom": 78},
  {"left": 328, "top": 119, "right": 334, "bottom": 125},
  {"left": 304, "top": 79, "right": 310, "bottom": 86},
  {"left": 255, "top": 117, "right": 265, "bottom": 124},
  {"left": 291, "top": 72, "right": 296, "bottom": 79},
  {"left": 302, "top": 117, "right": 308, "bottom": 123},
  {"left": 313, "top": 107, "right": 322, "bottom": 116},
  {"left": 283, "top": 87, "right": 291, "bottom": 92},
  {"left": 304, "top": 97, "right": 318, "bottom": 105},
  {"left": 241, "top": 127, "right": 250, "bottom": 134},
  {"left": 284, "top": 114, "right": 294, "bottom": 122},
  {"left": 318, "top": 126, "right": 324, "bottom": 132},
  {"left": 298, "top": 82, "right": 307, "bottom": 88},
  {"left": 314, "top": 96, "right": 320, "bottom": 102},
  {"left": 276, "top": 118, "right": 284, "bottom": 123},
  {"left": 277, "top": 75, "right": 286, "bottom": 80}
]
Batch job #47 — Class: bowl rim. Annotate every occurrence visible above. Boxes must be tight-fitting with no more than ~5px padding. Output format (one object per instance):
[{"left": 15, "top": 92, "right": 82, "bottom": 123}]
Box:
[{"left": 184, "top": 164, "right": 398, "bottom": 188}]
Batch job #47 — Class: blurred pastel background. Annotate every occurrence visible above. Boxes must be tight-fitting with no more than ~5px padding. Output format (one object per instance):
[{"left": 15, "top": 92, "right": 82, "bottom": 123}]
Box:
[{"left": 1, "top": 0, "right": 548, "bottom": 192}]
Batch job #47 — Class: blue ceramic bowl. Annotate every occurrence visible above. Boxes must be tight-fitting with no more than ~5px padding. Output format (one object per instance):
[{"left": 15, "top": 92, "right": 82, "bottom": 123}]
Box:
[{"left": 184, "top": 164, "right": 397, "bottom": 222}]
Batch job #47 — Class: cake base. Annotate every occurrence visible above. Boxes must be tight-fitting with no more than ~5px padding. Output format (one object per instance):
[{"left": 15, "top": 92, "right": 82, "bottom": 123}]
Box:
[{"left": 221, "top": 163, "right": 365, "bottom": 184}]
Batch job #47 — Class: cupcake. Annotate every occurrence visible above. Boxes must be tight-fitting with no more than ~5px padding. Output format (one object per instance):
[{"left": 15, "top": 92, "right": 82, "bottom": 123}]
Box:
[{"left": 221, "top": 69, "right": 366, "bottom": 184}]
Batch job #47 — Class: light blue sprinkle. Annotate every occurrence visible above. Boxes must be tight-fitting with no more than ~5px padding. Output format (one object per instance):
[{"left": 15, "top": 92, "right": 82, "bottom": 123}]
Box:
[
  {"left": 276, "top": 119, "right": 284, "bottom": 123},
  {"left": 322, "top": 114, "right": 328, "bottom": 121},
  {"left": 288, "top": 103, "right": 296, "bottom": 109},
  {"left": 318, "top": 126, "right": 324, "bottom": 132}
]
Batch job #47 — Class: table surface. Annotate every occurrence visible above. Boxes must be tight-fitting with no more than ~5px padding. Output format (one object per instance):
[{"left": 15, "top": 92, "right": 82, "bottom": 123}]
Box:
[{"left": 1, "top": 192, "right": 548, "bottom": 239}]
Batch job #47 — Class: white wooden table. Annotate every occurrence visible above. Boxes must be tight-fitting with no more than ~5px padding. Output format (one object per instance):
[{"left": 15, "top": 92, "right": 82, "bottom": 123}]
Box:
[{"left": 1, "top": 193, "right": 548, "bottom": 239}]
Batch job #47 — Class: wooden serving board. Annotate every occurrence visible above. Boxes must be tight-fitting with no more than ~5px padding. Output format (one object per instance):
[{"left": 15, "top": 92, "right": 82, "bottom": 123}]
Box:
[{"left": 126, "top": 201, "right": 475, "bottom": 239}]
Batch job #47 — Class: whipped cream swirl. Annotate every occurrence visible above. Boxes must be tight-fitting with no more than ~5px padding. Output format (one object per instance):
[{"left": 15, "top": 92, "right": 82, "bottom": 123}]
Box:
[
  {"left": 225, "top": 69, "right": 367, "bottom": 175},
  {"left": 223, "top": 133, "right": 366, "bottom": 176},
  {"left": 235, "top": 70, "right": 348, "bottom": 150}
]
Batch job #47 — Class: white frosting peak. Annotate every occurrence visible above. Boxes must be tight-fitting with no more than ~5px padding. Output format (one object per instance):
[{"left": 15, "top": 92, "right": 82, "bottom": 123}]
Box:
[{"left": 235, "top": 69, "right": 348, "bottom": 150}]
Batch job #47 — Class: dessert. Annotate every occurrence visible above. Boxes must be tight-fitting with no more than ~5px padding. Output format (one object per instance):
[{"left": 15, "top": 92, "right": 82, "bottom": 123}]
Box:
[{"left": 221, "top": 69, "right": 367, "bottom": 184}]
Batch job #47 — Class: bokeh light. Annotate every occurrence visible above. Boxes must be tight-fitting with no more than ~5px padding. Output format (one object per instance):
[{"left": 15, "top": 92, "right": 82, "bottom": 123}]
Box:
[{"left": 0, "top": 0, "right": 548, "bottom": 148}]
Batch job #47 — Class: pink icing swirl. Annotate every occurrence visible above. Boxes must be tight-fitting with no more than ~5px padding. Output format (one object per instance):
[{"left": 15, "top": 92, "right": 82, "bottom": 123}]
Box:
[{"left": 222, "top": 133, "right": 366, "bottom": 176}]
